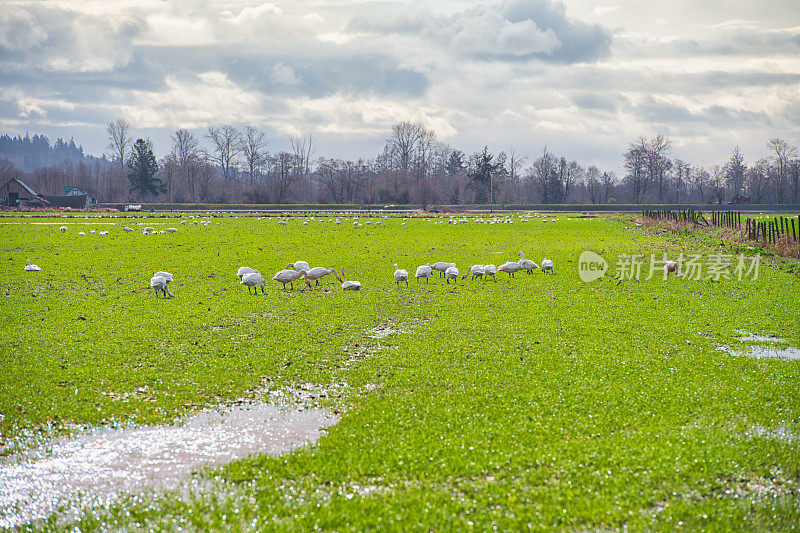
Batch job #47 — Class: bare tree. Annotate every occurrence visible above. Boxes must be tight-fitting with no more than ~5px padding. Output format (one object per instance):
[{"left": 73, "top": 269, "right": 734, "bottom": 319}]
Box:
[
  {"left": 241, "top": 125, "right": 268, "bottom": 185},
  {"left": 624, "top": 137, "right": 649, "bottom": 203},
  {"left": 600, "top": 171, "right": 615, "bottom": 203},
  {"left": 585, "top": 165, "right": 601, "bottom": 204},
  {"left": 647, "top": 135, "right": 672, "bottom": 202},
  {"left": 291, "top": 134, "right": 316, "bottom": 202},
  {"left": 106, "top": 118, "right": 131, "bottom": 173},
  {"left": 505, "top": 148, "right": 527, "bottom": 204},
  {"left": 206, "top": 125, "right": 241, "bottom": 181},
  {"left": 745, "top": 159, "right": 772, "bottom": 203},
  {"left": 674, "top": 159, "right": 690, "bottom": 204},
  {"left": 767, "top": 138, "right": 797, "bottom": 203},
  {"left": 160, "top": 153, "right": 179, "bottom": 208},
  {"left": 387, "top": 121, "right": 428, "bottom": 176},
  {"left": 171, "top": 129, "right": 200, "bottom": 201},
  {"left": 528, "top": 147, "right": 558, "bottom": 204}
]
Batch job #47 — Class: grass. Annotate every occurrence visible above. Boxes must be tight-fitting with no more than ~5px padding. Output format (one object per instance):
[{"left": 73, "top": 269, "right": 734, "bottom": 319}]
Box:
[{"left": 1, "top": 212, "right": 799, "bottom": 530}]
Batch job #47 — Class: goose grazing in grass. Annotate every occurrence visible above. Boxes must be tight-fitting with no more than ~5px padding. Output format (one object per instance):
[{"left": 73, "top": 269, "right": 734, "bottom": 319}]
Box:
[
  {"left": 241, "top": 272, "right": 265, "bottom": 294},
  {"left": 498, "top": 261, "right": 523, "bottom": 278},
  {"left": 665, "top": 260, "right": 678, "bottom": 275},
  {"left": 393, "top": 264, "right": 409, "bottom": 286},
  {"left": 60, "top": 226, "right": 67, "bottom": 232},
  {"left": 24, "top": 259, "right": 41, "bottom": 271},
  {"left": 415, "top": 264, "right": 433, "bottom": 283},
  {"left": 237, "top": 266, "right": 257, "bottom": 279},
  {"left": 462, "top": 264, "right": 485, "bottom": 280},
  {"left": 150, "top": 275, "right": 174, "bottom": 298},
  {"left": 445, "top": 265, "right": 459, "bottom": 283},
  {"left": 154, "top": 271, "right": 173, "bottom": 283},
  {"left": 483, "top": 264, "right": 497, "bottom": 282},
  {"left": 432, "top": 262, "right": 455, "bottom": 277},
  {"left": 305, "top": 267, "right": 342, "bottom": 286},
  {"left": 541, "top": 258, "right": 554, "bottom": 274},
  {"left": 288, "top": 261, "right": 310, "bottom": 273},
  {"left": 518, "top": 252, "right": 539, "bottom": 274},
  {"left": 78, "top": 231, "right": 85, "bottom": 236},
  {"left": 340, "top": 267, "right": 361, "bottom": 290},
  {"left": 123, "top": 226, "right": 133, "bottom": 232},
  {"left": 273, "top": 265, "right": 310, "bottom": 290}
]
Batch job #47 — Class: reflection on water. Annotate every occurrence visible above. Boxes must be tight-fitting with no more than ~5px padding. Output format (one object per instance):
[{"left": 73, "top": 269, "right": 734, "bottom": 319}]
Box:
[{"left": 0, "top": 401, "right": 337, "bottom": 528}]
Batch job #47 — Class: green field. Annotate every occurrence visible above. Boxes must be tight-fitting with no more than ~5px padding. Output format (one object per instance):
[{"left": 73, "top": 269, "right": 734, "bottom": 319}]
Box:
[{"left": 1, "top": 212, "right": 799, "bottom": 530}]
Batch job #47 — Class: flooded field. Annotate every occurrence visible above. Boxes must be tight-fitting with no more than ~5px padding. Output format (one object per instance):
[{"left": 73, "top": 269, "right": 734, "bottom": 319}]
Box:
[{"left": 0, "top": 400, "right": 337, "bottom": 528}]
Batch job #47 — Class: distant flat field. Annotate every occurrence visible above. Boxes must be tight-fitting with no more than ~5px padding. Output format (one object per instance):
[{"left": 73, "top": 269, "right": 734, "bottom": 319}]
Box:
[{"left": 1, "top": 212, "right": 798, "bottom": 530}]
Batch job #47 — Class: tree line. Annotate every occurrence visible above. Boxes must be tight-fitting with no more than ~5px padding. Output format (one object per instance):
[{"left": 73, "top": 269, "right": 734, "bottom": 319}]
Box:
[{"left": 1, "top": 120, "right": 798, "bottom": 205}]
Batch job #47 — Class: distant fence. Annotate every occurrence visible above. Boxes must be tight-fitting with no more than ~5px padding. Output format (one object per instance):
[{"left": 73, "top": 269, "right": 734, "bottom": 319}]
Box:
[{"left": 642, "top": 208, "right": 799, "bottom": 245}]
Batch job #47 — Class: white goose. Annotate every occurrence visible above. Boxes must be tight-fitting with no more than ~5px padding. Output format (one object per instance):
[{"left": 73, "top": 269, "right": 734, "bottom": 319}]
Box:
[
  {"left": 462, "top": 264, "right": 485, "bottom": 280},
  {"left": 289, "top": 261, "right": 310, "bottom": 273},
  {"left": 150, "top": 275, "right": 174, "bottom": 297},
  {"left": 518, "top": 252, "right": 539, "bottom": 274},
  {"left": 24, "top": 259, "right": 41, "bottom": 271},
  {"left": 60, "top": 226, "right": 67, "bottom": 232},
  {"left": 541, "top": 258, "right": 554, "bottom": 274},
  {"left": 483, "top": 264, "right": 497, "bottom": 282},
  {"left": 273, "top": 265, "right": 310, "bottom": 290},
  {"left": 305, "top": 266, "right": 342, "bottom": 286},
  {"left": 432, "top": 262, "right": 455, "bottom": 278},
  {"left": 415, "top": 264, "right": 433, "bottom": 283},
  {"left": 498, "top": 261, "right": 524, "bottom": 278},
  {"left": 154, "top": 271, "right": 173, "bottom": 283},
  {"left": 241, "top": 272, "right": 265, "bottom": 294},
  {"left": 393, "top": 264, "right": 409, "bottom": 286},
  {"left": 445, "top": 265, "right": 459, "bottom": 284},
  {"left": 340, "top": 267, "right": 361, "bottom": 290},
  {"left": 237, "top": 266, "right": 257, "bottom": 279}
]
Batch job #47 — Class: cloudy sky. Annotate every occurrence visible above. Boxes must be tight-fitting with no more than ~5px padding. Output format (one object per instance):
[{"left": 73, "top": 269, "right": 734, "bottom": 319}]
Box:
[{"left": 1, "top": 0, "right": 798, "bottom": 172}]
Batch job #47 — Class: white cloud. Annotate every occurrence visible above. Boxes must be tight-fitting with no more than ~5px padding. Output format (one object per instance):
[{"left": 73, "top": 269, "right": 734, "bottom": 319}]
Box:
[
  {"left": 592, "top": 6, "right": 619, "bottom": 16},
  {"left": 227, "top": 3, "right": 282, "bottom": 24},
  {"left": 270, "top": 63, "right": 302, "bottom": 86}
]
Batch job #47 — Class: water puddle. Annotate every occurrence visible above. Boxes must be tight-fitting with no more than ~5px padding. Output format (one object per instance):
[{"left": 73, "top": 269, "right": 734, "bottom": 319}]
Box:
[
  {"left": 745, "top": 425, "right": 800, "bottom": 443},
  {"left": 367, "top": 326, "right": 403, "bottom": 340},
  {"left": 0, "top": 400, "right": 337, "bottom": 528},
  {"left": 734, "top": 330, "right": 787, "bottom": 343},
  {"left": 716, "top": 330, "right": 800, "bottom": 361}
]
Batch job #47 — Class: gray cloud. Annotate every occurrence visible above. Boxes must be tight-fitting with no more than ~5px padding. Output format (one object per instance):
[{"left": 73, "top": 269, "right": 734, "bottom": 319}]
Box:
[
  {"left": 636, "top": 98, "right": 773, "bottom": 128},
  {"left": 0, "top": 4, "right": 145, "bottom": 72},
  {"left": 570, "top": 92, "right": 627, "bottom": 112},
  {"left": 348, "top": 0, "right": 611, "bottom": 63}
]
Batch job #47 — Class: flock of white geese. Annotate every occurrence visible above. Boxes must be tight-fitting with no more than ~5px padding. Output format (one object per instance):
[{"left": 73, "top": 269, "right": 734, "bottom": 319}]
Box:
[
  {"left": 26, "top": 255, "right": 554, "bottom": 298},
  {"left": 27, "top": 216, "right": 558, "bottom": 297},
  {"left": 143, "top": 253, "right": 554, "bottom": 298}
]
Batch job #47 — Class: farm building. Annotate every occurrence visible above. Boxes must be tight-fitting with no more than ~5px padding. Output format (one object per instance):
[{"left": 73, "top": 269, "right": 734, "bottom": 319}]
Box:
[
  {"left": 62, "top": 186, "right": 98, "bottom": 208},
  {"left": 1, "top": 179, "right": 99, "bottom": 208},
  {"left": 1, "top": 177, "right": 49, "bottom": 206}
]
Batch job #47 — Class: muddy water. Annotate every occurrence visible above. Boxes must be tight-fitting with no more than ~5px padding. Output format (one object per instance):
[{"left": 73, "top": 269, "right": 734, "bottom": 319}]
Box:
[{"left": 0, "top": 402, "right": 337, "bottom": 528}]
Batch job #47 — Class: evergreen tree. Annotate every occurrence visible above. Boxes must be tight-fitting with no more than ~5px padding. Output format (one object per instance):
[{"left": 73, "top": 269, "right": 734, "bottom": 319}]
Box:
[
  {"left": 467, "top": 147, "right": 499, "bottom": 204},
  {"left": 127, "top": 138, "right": 163, "bottom": 197}
]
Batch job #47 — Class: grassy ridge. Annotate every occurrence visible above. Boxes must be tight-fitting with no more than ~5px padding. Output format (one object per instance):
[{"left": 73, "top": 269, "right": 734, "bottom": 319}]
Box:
[{"left": 1, "top": 213, "right": 799, "bottom": 530}]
